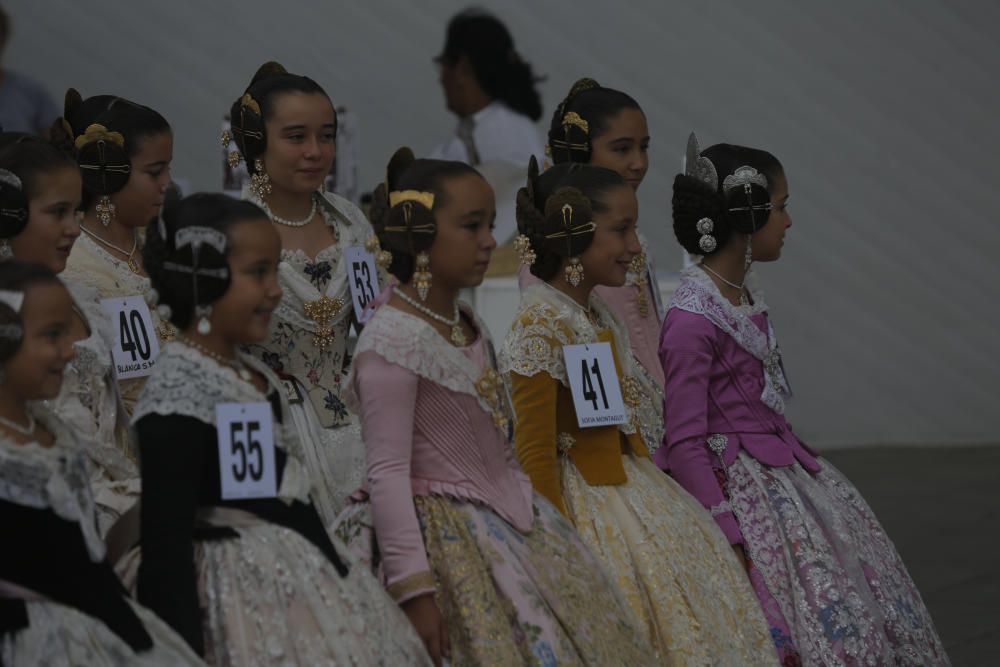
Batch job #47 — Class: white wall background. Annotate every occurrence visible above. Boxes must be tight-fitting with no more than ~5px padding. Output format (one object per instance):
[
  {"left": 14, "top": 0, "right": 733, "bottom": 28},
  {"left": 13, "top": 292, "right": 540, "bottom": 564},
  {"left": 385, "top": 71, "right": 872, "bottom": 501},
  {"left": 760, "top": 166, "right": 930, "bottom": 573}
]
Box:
[{"left": 5, "top": 0, "right": 999, "bottom": 447}]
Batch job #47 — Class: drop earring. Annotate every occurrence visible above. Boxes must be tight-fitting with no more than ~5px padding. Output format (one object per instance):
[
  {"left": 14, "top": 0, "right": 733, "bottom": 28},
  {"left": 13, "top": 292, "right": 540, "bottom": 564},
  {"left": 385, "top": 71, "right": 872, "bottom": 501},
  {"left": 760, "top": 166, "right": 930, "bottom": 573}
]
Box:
[
  {"left": 565, "top": 256, "right": 584, "bottom": 287},
  {"left": 96, "top": 196, "right": 116, "bottom": 227},
  {"left": 413, "top": 252, "right": 432, "bottom": 301},
  {"left": 250, "top": 159, "right": 272, "bottom": 200},
  {"left": 196, "top": 305, "right": 212, "bottom": 335}
]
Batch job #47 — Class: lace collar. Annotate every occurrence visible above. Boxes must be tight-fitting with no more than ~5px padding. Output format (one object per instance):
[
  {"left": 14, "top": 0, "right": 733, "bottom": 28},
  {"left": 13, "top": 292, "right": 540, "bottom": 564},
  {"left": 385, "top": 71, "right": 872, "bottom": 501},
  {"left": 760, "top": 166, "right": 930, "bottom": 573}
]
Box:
[
  {"left": 670, "top": 265, "right": 791, "bottom": 413},
  {"left": 344, "top": 301, "right": 512, "bottom": 436},
  {"left": 499, "top": 282, "right": 665, "bottom": 450},
  {"left": 0, "top": 404, "right": 105, "bottom": 562},
  {"left": 131, "top": 342, "right": 312, "bottom": 501},
  {"left": 70, "top": 232, "right": 152, "bottom": 298}
]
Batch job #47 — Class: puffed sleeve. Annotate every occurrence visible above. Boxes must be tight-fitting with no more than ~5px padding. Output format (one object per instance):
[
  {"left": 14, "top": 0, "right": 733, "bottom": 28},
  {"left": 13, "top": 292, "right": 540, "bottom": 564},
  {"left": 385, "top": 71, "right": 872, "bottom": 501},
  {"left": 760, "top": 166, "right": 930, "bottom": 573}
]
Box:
[
  {"left": 135, "top": 413, "right": 209, "bottom": 655},
  {"left": 509, "top": 370, "right": 567, "bottom": 516},
  {"left": 354, "top": 351, "right": 436, "bottom": 604},
  {"left": 658, "top": 310, "right": 743, "bottom": 545}
]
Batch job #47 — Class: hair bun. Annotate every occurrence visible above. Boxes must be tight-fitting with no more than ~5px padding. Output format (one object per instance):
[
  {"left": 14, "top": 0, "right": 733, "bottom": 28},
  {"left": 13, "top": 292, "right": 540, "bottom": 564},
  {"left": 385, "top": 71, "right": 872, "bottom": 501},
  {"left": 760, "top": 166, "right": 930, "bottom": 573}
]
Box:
[
  {"left": 249, "top": 61, "right": 289, "bottom": 87},
  {"left": 74, "top": 124, "right": 131, "bottom": 197}
]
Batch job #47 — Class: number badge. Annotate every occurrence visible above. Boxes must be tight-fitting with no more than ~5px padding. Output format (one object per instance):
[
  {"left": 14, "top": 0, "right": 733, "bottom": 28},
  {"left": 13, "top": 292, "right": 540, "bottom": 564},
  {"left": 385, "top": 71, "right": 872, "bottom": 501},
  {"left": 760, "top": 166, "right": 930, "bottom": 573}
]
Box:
[
  {"left": 345, "top": 246, "right": 380, "bottom": 324},
  {"left": 562, "top": 342, "right": 628, "bottom": 428},
  {"left": 100, "top": 296, "right": 161, "bottom": 379},
  {"left": 215, "top": 402, "right": 278, "bottom": 500}
]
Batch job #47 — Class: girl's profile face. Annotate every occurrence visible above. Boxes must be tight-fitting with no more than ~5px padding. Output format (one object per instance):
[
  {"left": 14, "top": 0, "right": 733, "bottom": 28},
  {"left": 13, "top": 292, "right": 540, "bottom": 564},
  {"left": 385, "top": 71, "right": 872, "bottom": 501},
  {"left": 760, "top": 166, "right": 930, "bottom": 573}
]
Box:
[
  {"left": 588, "top": 109, "right": 649, "bottom": 191},
  {"left": 112, "top": 131, "right": 173, "bottom": 228},
  {"left": 207, "top": 217, "right": 283, "bottom": 345},
  {"left": 262, "top": 92, "right": 336, "bottom": 196},
  {"left": 11, "top": 166, "right": 82, "bottom": 273},
  {"left": 425, "top": 173, "right": 497, "bottom": 289},
  {"left": 751, "top": 172, "right": 791, "bottom": 262},
  {"left": 576, "top": 185, "right": 642, "bottom": 288},
  {"left": 3, "top": 282, "right": 75, "bottom": 400}
]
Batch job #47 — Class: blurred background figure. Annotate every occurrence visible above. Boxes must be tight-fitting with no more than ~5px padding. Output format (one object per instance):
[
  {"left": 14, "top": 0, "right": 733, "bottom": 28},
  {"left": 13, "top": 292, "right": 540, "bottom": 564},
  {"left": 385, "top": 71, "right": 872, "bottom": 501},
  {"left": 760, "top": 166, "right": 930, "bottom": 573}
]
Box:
[
  {"left": 0, "top": 5, "right": 57, "bottom": 136},
  {"left": 429, "top": 8, "right": 544, "bottom": 244}
]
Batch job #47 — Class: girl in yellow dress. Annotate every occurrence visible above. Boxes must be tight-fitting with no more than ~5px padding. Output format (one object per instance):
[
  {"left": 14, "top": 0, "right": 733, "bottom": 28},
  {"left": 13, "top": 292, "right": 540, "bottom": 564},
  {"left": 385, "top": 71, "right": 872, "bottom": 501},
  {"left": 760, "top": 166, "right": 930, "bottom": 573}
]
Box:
[{"left": 500, "top": 159, "right": 778, "bottom": 666}]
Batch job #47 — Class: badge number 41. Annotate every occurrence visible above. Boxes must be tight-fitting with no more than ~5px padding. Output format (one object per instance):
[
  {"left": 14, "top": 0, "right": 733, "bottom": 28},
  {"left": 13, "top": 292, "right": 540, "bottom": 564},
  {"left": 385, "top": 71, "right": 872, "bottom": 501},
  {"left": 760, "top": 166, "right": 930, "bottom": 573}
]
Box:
[
  {"left": 562, "top": 342, "right": 628, "bottom": 428},
  {"left": 345, "top": 246, "right": 380, "bottom": 324},
  {"left": 215, "top": 402, "right": 277, "bottom": 500},
  {"left": 100, "top": 296, "right": 160, "bottom": 380}
]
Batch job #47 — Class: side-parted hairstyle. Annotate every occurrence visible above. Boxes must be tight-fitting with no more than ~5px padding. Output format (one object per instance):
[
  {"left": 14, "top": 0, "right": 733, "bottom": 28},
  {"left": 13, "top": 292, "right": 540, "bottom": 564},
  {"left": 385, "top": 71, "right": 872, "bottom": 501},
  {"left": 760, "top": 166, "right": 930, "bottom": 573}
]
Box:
[
  {"left": 228, "top": 61, "right": 333, "bottom": 175},
  {"left": 0, "top": 134, "right": 78, "bottom": 239},
  {"left": 437, "top": 9, "right": 543, "bottom": 121},
  {"left": 0, "top": 261, "right": 64, "bottom": 363},
  {"left": 515, "top": 158, "right": 627, "bottom": 281},
  {"left": 49, "top": 89, "right": 171, "bottom": 209},
  {"left": 368, "top": 147, "right": 482, "bottom": 283},
  {"left": 548, "top": 78, "right": 642, "bottom": 165},
  {"left": 143, "top": 193, "right": 266, "bottom": 330},
  {"left": 672, "top": 134, "right": 784, "bottom": 256}
]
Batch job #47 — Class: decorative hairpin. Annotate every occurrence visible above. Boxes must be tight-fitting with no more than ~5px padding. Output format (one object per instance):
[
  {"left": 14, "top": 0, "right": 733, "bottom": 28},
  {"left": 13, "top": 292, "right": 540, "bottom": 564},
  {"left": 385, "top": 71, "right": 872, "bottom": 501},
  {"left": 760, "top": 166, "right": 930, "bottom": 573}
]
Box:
[
  {"left": 722, "top": 166, "right": 768, "bottom": 193},
  {"left": 696, "top": 217, "right": 717, "bottom": 253},
  {"left": 685, "top": 132, "right": 718, "bottom": 191}
]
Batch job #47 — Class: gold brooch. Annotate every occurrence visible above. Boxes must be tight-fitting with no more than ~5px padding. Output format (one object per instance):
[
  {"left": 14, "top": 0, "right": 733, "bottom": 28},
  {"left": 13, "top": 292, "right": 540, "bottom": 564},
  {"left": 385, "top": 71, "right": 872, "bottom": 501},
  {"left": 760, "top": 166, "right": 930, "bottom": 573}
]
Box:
[
  {"left": 475, "top": 368, "right": 509, "bottom": 433},
  {"left": 304, "top": 295, "right": 344, "bottom": 350}
]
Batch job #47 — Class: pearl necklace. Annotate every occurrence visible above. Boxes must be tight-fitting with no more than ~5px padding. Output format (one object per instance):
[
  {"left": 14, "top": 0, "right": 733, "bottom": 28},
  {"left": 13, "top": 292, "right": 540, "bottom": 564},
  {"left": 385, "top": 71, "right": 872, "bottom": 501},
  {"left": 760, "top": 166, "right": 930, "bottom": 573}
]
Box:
[
  {"left": 395, "top": 288, "right": 467, "bottom": 346},
  {"left": 179, "top": 336, "right": 253, "bottom": 382},
  {"left": 701, "top": 263, "right": 749, "bottom": 306},
  {"left": 0, "top": 411, "right": 36, "bottom": 436},
  {"left": 258, "top": 193, "right": 319, "bottom": 228},
  {"left": 81, "top": 226, "right": 141, "bottom": 274}
]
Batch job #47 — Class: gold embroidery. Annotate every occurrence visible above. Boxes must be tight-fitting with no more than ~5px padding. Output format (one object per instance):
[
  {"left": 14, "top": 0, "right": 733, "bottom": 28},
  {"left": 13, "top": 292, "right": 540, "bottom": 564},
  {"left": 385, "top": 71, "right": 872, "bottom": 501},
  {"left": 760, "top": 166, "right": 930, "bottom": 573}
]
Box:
[
  {"left": 474, "top": 368, "right": 510, "bottom": 433},
  {"left": 303, "top": 295, "right": 344, "bottom": 351},
  {"left": 386, "top": 570, "right": 437, "bottom": 602},
  {"left": 630, "top": 252, "right": 650, "bottom": 317}
]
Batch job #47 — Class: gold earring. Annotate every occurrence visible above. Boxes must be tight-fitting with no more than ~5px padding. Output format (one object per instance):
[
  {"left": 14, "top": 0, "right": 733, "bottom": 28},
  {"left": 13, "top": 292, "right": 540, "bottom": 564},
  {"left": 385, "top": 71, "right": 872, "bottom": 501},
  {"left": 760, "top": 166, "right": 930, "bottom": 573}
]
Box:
[
  {"left": 96, "top": 195, "right": 117, "bottom": 227},
  {"left": 565, "top": 256, "right": 584, "bottom": 287},
  {"left": 250, "top": 158, "right": 271, "bottom": 200},
  {"left": 413, "top": 251, "right": 432, "bottom": 301}
]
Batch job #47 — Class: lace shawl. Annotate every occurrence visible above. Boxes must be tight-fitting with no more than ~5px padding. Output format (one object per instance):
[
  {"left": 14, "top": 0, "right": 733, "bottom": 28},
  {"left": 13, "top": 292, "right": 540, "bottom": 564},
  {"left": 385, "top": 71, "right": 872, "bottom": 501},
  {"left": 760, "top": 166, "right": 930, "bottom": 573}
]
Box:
[
  {"left": 0, "top": 405, "right": 105, "bottom": 562},
  {"left": 499, "top": 282, "right": 665, "bottom": 451},
  {"left": 669, "top": 265, "right": 792, "bottom": 414},
  {"left": 343, "top": 302, "right": 512, "bottom": 435},
  {"left": 131, "top": 342, "right": 311, "bottom": 503}
]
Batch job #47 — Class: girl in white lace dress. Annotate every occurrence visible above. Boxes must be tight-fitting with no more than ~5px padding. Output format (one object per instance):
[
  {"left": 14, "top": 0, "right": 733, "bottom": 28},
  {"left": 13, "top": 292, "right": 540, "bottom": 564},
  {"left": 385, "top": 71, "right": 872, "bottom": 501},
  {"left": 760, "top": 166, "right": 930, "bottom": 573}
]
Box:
[
  {"left": 0, "top": 134, "right": 137, "bottom": 535},
  {"left": 0, "top": 261, "right": 203, "bottom": 666},
  {"left": 122, "top": 193, "right": 429, "bottom": 666},
  {"left": 227, "top": 62, "right": 371, "bottom": 524},
  {"left": 59, "top": 90, "right": 177, "bottom": 415}
]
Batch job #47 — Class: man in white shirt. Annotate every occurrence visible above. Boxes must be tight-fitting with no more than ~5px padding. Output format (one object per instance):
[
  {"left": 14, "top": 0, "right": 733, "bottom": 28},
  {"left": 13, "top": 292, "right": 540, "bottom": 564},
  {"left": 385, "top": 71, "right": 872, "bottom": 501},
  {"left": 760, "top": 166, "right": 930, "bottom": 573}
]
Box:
[{"left": 429, "top": 9, "right": 545, "bottom": 243}]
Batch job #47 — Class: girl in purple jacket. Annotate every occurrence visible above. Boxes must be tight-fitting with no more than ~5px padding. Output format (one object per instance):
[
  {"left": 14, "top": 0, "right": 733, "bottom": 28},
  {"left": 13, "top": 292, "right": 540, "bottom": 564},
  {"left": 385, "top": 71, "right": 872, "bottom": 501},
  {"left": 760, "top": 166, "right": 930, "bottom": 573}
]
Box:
[{"left": 658, "top": 134, "right": 949, "bottom": 666}]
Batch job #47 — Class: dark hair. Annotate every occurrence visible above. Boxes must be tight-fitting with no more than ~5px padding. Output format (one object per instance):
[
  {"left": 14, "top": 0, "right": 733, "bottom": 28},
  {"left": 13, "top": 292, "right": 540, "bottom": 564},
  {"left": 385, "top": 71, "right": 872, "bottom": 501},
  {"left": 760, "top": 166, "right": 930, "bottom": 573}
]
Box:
[
  {"left": 0, "top": 135, "right": 78, "bottom": 239},
  {"left": 672, "top": 143, "right": 784, "bottom": 256},
  {"left": 369, "top": 147, "right": 482, "bottom": 283},
  {"left": 0, "top": 261, "right": 64, "bottom": 364},
  {"left": 50, "top": 89, "right": 171, "bottom": 208},
  {"left": 516, "top": 159, "right": 628, "bottom": 281},
  {"left": 143, "top": 193, "right": 266, "bottom": 330},
  {"left": 548, "top": 78, "right": 642, "bottom": 164},
  {"left": 229, "top": 61, "right": 333, "bottom": 174},
  {"left": 438, "top": 9, "right": 543, "bottom": 121}
]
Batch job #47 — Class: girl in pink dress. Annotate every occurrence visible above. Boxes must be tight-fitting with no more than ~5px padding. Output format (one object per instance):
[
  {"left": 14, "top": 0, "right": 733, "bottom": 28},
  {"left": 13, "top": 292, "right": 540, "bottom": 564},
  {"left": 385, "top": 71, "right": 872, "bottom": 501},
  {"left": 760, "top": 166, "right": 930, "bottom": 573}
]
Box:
[
  {"left": 659, "top": 134, "right": 949, "bottom": 666},
  {"left": 519, "top": 78, "right": 664, "bottom": 394},
  {"left": 335, "top": 148, "right": 655, "bottom": 666}
]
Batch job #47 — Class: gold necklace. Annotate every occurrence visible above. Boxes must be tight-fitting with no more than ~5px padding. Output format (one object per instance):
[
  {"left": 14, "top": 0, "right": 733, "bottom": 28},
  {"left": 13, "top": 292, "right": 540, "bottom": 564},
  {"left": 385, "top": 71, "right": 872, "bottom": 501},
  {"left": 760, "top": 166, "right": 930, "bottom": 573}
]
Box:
[{"left": 81, "top": 225, "right": 141, "bottom": 275}]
